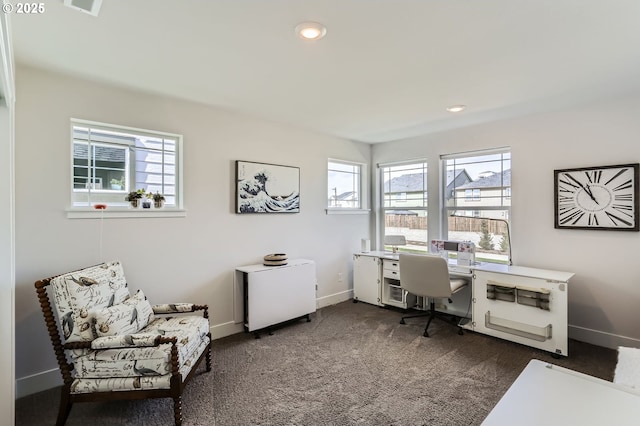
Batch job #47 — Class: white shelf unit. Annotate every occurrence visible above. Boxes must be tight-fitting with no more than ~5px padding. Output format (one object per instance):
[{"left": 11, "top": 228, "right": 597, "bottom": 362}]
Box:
[
  {"left": 471, "top": 267, "right": 571, "bottom": 356},
  {"left": 381, "top": 258, "right": 417, "bottom": 309}
]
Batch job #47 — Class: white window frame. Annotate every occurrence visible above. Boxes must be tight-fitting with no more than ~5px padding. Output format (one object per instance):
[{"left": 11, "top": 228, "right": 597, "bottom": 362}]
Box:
[
  {"left": 441, "top": 147, "right": 511, "bottom": 264},
  {"left": 67, "top": 119, "right": 185, "bottom": 219},
  {"left": 326, "top": 159, "right": 369, "bottom": 215},
  {"left": 379, "top": 159, "right": 429, "bottom": 252},
  {"left": 73, "top": 140, "right": 129, "bottom": 192}
]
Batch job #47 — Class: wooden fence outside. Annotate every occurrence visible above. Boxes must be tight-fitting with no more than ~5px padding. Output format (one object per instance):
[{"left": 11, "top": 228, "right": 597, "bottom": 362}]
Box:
[{"left": 385, "top": 215, "right": 508, "bottom": 234}]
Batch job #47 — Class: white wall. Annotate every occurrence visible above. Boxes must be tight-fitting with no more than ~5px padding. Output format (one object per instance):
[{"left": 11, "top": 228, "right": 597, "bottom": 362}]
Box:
[
  {"left": 373, "top": 94, "right": 640, "bottom": 349},
  {"left": 14, "top": 65, "right": 371, "bottom": 396},
  {"left": 0, "top": 10, "right": 15, "bottom": 423}
]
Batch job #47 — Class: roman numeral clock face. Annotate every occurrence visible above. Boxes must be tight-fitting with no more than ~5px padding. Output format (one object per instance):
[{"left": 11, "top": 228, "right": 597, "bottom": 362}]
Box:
[{"left": 555, "top": 164, "right": 639, "bottom": 231}]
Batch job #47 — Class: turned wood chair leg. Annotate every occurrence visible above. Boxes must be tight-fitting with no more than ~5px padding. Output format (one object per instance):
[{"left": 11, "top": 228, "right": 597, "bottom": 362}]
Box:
[
  {"left": 173, "top": 395, "right": 183, "bottom": 426},
  {"left": 206, "top": 333, "right": 212, "bottom": 372},
  {"left": 56, "top": 387, "right": 72, "bottom": 426}
]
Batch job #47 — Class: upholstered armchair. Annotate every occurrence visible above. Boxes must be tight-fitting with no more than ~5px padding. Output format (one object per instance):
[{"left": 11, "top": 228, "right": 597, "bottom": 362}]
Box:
[{"left": 35, "top": 260, "right": 212, "bottom": 426}]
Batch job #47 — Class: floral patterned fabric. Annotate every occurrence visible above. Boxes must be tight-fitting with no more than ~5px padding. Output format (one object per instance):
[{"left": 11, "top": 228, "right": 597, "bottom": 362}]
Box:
[
  {"left": 92, "top": 290, "right": 155, "bottom": 337},
  {"left": 51, "top": 261, "right": 130, "bottom": 343}
]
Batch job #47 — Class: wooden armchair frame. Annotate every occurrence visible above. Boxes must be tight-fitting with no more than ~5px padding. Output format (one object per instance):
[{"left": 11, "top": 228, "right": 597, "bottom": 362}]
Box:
[{"left": 35, "top": 271, "right": 212, "bottom": 426}]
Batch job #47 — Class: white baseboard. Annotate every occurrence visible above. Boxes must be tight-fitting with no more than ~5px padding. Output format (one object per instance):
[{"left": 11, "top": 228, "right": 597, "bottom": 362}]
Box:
[
  {"left": 211, "top": 321, "right": 244, "bottom": 340},
  {"left": 15, "top": 368, "right": 62, "bottom": 399},
  {"left": 569, "top": 324, "right": 640, "bottom": 349},
  {"left": 317, "top": 289, "right": 352, "bottom": 309}
]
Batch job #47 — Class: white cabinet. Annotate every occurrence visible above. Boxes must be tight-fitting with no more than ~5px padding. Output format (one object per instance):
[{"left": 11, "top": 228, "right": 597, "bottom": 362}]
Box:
[
  {"left": 235, "top": 259, "right": 317, "bottom": 334},
  {"left": 470, "top": 266, "right": 572, "bottom": 356},
  {"left": 353, "top": 254, "right": 383, "bottom": 306},
  {"left": 351, "top": 251, "right": 573, "bottom": 356},
  {"left": 381, "top": 258, "right": 417, "bottom": 309}
]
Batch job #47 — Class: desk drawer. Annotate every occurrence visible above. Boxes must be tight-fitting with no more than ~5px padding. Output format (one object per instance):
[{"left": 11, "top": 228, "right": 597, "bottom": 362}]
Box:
[
  {"left": 383, "top": 259, "right": 400, "bottom": 280},
  {"left": 383, "top": 268, "right": 401, "bottom": 280},
  {"left": 383, "top": 259, "right": 400, "bottom": 272}
]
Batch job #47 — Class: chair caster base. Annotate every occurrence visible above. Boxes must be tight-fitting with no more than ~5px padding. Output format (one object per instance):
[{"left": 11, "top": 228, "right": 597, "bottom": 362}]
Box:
[
  {"left": 458, "top": 329, "right": 464, "bottom": 336},
  {"left": 400, "top": 319, "right": 406, "bottom": 324}
]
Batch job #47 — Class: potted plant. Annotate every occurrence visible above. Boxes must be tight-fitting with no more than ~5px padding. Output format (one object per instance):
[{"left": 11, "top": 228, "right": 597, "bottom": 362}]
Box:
[
  {"left": 125, "top": 189, "right": 145, "bottom": 208},
  {"left": 110, "top": 177, "right": 124, "bottom": 190},
  {"left": 150, "top": 192, "right": 165, "bottom": 208},
  {"left": 142, "top": 191, "right": 153, "bottom": 209}
]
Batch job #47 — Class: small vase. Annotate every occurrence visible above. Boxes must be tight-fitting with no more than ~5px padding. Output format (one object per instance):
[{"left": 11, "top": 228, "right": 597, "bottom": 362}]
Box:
[
  {"left": 130, "top": 199, "right": 140, "bottom": 208},
  {"left": 154, "top": 200, "right": 164, "bottom": 209},
  {"left": 142, "top": 199, "right": 152, "bottom": 209}
]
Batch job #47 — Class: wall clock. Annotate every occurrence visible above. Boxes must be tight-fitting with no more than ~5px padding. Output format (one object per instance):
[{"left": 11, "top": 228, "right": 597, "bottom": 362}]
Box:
[{"left": 554, "top": 163, "right": 639, "bottom": 231}]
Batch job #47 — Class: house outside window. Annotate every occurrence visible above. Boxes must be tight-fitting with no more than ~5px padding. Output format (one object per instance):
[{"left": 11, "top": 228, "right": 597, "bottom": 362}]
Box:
[
  {"left": 442, "top": 148, "right": 511, "bottom": 264},
  {"left": 70, "top": 119, "right": 182, "bottom": 209},
  {"left": 327, "top": 160, "right": 365, "bottom": 210},
  {"left": 380, "top": 161, "right": 429, "bottom": 252}
]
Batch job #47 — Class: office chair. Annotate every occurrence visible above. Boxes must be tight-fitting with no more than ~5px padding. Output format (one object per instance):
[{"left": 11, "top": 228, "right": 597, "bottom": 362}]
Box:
[{"left": 398, "top": 253, "right": 468, "bottom": 337}]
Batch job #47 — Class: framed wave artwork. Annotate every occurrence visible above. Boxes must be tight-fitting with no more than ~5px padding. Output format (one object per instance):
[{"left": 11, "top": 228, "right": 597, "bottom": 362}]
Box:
[{"left": 236, "top": 160, "right": 300, "bottom": 214}]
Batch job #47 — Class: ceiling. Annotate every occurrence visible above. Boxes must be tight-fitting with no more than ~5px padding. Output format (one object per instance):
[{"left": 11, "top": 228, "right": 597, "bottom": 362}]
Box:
[{"left": 10, "top": 0, "right": 640, "bottom": 143}]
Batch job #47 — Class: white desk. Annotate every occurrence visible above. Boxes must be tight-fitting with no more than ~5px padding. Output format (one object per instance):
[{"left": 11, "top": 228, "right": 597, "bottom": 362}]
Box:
[
  {"left": 483, "top": 359, "right": 640, "bottom": 425},
  {"left": 353, "top": 251, "right": 573, "bottom": 356}
]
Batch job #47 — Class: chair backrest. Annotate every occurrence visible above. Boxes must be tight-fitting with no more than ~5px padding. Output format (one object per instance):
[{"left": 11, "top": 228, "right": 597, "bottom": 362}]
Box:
[
  {"left": 49, "top": 261, "right": 130, "bottom": 343},
  {"left": 399, "top": 253, "right": 452, "bottom": 299}
]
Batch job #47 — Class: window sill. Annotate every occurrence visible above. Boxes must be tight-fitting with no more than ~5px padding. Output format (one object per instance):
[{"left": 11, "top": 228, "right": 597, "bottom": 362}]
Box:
[
  {"left": 66, "top": 208, "right": 187, "bottom": 219},
  {"left": 325, "top": 208, "right": 370, "bottom": 215}
]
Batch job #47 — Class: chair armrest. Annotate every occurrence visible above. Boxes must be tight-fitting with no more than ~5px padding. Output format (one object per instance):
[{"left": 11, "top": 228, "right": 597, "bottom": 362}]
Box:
[
  {"left": 91, "top": 333, "right": 177, "bottom": 350},
  {"left": 152, "top": 303, "right": 208, "bottom": 316},
  {"left": 152, "top": 303, "right": 195, "bottom": 314}
]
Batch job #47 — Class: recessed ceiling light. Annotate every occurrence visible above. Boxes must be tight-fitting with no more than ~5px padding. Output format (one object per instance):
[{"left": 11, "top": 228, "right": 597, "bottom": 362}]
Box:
[
  {"left": 295, "top": 22, "right": 327, "bottom": 40},
  {"left": 446, "top": 105, "right": 467, "bottom": 113}
]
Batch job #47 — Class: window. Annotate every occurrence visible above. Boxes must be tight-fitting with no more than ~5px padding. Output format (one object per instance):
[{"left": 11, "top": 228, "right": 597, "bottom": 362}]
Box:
[
  {"left": 71, "top": 120, "right": 182, "bottom": 209},
  {"left": 327, "top": 160, "right": 365, "bottom": 210},
  {"left": 442, "top": 148, "right": 511, "bottom": 264},
  {"left": 380, "top": 161, "right": 428, "bottom": 253},
  {"left": 464, "top": 189, "right": 481, "bottom": 201}
]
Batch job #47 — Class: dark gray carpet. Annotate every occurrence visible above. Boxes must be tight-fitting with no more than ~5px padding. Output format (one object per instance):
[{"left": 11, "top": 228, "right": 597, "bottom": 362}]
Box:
[{"left": 16, "top": 300, "right": 617, "bottom": 425}]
